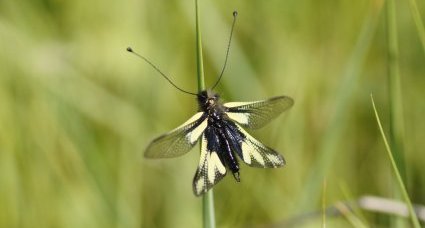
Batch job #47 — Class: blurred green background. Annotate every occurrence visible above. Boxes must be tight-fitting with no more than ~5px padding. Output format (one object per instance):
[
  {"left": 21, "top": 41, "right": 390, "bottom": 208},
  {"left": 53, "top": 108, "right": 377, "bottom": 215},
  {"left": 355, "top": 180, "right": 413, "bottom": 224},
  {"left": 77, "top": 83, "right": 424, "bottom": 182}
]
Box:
[{"left": 1, "top": 0, "right": 424, "bottom": 227}]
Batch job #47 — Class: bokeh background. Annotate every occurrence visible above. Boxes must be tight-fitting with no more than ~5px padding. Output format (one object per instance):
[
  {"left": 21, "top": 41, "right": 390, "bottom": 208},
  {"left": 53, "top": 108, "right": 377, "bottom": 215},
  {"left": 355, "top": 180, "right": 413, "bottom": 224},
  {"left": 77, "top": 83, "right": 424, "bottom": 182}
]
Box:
[{"left": 1, "top": 0, "right": 424, "bottom": 227}]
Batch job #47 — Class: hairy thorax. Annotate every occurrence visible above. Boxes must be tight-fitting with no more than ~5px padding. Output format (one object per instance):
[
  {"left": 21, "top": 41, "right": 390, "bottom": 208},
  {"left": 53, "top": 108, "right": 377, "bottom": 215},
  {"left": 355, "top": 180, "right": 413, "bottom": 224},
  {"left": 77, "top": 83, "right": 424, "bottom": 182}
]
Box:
[{"left": 197, "top": 90, "right": 228, "bottom": 128}]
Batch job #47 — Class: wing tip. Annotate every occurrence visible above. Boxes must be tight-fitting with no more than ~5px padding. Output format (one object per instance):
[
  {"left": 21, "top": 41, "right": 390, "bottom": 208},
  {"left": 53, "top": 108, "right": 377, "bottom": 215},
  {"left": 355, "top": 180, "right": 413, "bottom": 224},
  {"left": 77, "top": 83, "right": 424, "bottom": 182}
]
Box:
[
  {"left": 287, "top": 96, "right": 295, "bottom": 107},
  {"left": 143, "top": 146, "right": 153, "bottom": 158},
  {"left": 275, "top": 95, "right": 295, "bottom": 107},
  {"left": 143, "top": 151, "right": 155, "bottom": 158},
  {"left": 192, "top": 181, "right": 208, "bottom": 197},
  {"left": 193, "top": 188, "right": 207, "bottom": 197},
  {"left": 275, "top": 153, "right": 286, "bottom": 167},
  {"left": 143, "top": 143, "right": 164, "bottom": 158},
  {"left": 280, "top": 154, "right": 287, "bottom": 165}
]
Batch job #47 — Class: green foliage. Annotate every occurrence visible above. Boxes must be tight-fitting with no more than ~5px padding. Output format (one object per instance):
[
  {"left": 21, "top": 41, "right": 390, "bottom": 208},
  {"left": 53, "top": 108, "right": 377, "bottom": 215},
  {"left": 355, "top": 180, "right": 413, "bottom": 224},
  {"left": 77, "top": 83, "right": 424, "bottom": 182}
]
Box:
[
  {"left": 0, "top": 0, "right": 424, "bottom": 227},
  {"left": 371, "top": 95, "right": 421, "bottom": 228}
]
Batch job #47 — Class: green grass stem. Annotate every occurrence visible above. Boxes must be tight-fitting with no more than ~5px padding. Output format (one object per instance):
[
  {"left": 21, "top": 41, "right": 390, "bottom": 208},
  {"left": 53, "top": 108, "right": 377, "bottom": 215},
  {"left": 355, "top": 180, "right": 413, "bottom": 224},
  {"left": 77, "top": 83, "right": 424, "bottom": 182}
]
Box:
[
  {"left": 339, "top": 183, "right": 369, "bottom": 227},
  {"left": 407, "top": 0, "right": 425, "bottom": 53},
  {"left": 322, "top": 178, "right": 327, "bottom": 228},
  {"left": 334, "top": 202, "right": 369, "bottom": 228},
  {"left": 296, "top": 1, "right": 383, "bottom": 211},
  {"left": 386, "top": 0, "right": 407, "bottom": 182},
  {"left": 202, "top": 191, "right": 215, "bottom": 228},
  {"left": 194, "top": 0, "right": 216, "bottom": 228},
  {"left": 195, "top": 0, "right": 205, "bottom": 91},
  {"left": 370, "top": 95, "right": 421, "bottom": 228}
]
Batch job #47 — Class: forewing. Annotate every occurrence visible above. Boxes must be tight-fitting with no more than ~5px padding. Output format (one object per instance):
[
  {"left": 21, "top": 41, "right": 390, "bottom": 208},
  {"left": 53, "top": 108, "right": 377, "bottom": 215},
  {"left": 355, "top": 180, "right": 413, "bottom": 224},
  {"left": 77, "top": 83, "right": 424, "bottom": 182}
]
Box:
[
  {"left": 224, "top": 96, "right": 294, "bottom": 129},
  {"left": 235, "top": 123, "right": 285, "bottom": 168},
  {"left": 144, "top": 112, "right": 208, "bottom": 158},
  {"left": 193, "top": 130, "right": 227, "bottom": 196}
]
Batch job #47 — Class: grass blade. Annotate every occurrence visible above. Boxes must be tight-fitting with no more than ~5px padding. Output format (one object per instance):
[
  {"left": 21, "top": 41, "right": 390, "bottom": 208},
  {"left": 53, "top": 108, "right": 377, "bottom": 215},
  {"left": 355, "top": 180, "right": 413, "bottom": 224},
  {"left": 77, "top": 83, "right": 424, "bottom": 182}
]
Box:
[
  {"left": 407, "top": 0, "right": 425, "bottom": 53},
  {"left": 370, "top": 94, "right": 421, "bottom": 228},
  {"left": 322, "top": 178, "right": 327, "bottom": 228},
  {"left": 203, "top": 191, "right": 216, "bottom": 228},
  {"left": 334, "top": 202, "right": 369, "bottom": 228},
  {"left": 386, "top": 0, "right": 407, "bottom": 183},
  {"left": 194, "top": 0, "right": 216, "bottom": 227},
  {"left": 296, "top": 0, "right": 383, "bottom": 211},
  {"left": 195, "top": 0, "right": 205, "bottom": 92}
]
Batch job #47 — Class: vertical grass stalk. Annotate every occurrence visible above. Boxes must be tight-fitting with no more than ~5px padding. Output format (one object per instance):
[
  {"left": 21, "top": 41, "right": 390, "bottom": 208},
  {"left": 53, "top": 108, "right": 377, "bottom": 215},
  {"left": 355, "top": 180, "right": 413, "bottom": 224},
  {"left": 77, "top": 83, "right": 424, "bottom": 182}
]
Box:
[
  {"left": 195, "top": 0, "right": 205, "bottom": 91},
  {"left": 194, "top": 1, "right": 216, "bottom": 228},
  {"left": 407, "top": 0, "right": 425, "bottom": 53},
  {"left": 322, "top": 178, "right": 327, "bottom": 228},
  {"left": 386, "top": 0, "right": 406, "bottom": 182},
  {"left": 295, "top": 1, "right": 383, "bottom": 211},
  {"left": 370, "top": 95, "right": 421, "bottom": 228}
]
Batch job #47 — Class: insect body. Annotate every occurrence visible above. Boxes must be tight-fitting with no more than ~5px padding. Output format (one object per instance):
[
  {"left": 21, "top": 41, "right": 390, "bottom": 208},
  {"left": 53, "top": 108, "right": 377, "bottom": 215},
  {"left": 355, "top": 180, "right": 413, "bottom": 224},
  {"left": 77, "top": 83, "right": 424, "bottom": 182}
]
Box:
[{"left": 144, "top": 89, "right": 294, "bottom": 196}]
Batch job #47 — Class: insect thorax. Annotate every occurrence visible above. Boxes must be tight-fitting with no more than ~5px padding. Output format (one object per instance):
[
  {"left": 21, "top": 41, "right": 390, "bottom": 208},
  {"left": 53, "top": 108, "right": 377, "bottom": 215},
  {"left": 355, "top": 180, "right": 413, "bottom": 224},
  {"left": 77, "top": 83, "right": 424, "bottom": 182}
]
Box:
[
  {"left": 197, "top": 90, "right": 219, "bottom": 111},
  {"left": 197, "top": 90, "right": 227, "bottom": 125}
]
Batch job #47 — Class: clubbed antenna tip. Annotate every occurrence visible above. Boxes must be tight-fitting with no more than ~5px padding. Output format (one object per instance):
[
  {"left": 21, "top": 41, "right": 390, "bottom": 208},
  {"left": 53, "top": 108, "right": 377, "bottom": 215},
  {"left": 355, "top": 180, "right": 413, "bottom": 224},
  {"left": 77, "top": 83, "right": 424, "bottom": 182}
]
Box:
[{"left": 211, "top": 10, "right": 238, "bottom": 90}]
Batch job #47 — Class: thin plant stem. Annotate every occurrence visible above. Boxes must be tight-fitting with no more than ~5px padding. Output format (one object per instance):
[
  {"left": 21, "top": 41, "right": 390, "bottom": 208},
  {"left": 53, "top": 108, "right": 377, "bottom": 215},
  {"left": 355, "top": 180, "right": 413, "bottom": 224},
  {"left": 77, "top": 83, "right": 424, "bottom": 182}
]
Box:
[
  {"left": 407, "top": 0, "right": 425, "bottom": 53},
  {"left": 295, "top": 0, "right": 383, "bottom": 211},
  {"left": 203, "top": 191, "right": 215, "bottom": 228},
  {"left": 195, "top": 0, "right": 205, "bottom": 91},
  {"left": 334, "top": 202, "right": 369, "bottom": 228},
  {"left": 371, "top": 95, "right": 421, "bottom": 228},
  {"left": 386, "top": 0, "right": 406, "bottom": 182},
  {"left": 322, "top": 178, "right": 327, "bottom": 228},
  {"left": 194, "top": 1, "right": 216, "bottom": 228}
]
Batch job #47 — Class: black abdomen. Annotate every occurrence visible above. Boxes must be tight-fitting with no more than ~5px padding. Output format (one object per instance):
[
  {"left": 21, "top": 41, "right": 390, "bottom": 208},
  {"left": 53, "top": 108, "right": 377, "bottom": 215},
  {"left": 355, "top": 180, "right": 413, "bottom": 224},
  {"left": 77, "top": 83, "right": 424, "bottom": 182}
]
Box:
[{"left": 205, "top": 122, "right": 240, "bottom": 181}]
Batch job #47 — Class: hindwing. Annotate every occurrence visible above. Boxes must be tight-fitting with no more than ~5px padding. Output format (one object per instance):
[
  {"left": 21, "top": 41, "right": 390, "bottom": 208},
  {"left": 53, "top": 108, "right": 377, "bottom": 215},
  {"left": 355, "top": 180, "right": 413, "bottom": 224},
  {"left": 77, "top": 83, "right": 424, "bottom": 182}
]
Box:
[
  {"left": 221, "top": 120, "right": 285, "bottom": 168},
  {"left": 193, "top": 127, "right": 227, "bottom": 196}
]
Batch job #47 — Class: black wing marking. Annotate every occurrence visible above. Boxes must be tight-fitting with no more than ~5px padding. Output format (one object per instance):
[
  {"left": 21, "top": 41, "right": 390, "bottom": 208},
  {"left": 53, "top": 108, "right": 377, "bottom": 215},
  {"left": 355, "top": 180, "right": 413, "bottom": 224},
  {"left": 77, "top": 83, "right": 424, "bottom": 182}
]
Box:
[
  {"left": 223, "top": 96, "right": 294, "bottom": 129},
  {"left": 231, "top": 123, "right": 285, "bottom": 168},
  {"left": 193, "top": 127, "right": 227, "bottom": 196},
  {"left": 144, "top": 112, "right": 208, "bottom": 158}
]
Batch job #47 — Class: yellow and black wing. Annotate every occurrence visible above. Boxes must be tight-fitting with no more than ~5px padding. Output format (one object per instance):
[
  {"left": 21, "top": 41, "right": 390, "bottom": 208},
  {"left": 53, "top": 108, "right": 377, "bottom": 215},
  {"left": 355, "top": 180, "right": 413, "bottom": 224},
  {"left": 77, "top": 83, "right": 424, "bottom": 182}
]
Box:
[
  {"left": 193, "top": 126, "right": 227, "bottom": 196},
  {"left": 233, "top": 123, "right": 285, "bottom": 168}
]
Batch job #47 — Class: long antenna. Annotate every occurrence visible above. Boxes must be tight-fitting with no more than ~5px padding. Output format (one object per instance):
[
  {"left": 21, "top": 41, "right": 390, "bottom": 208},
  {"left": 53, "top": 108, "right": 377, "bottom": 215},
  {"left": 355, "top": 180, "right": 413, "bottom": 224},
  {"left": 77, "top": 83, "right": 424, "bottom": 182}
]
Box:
[
  {"left": 211, "top": 10, "right": 238, "bottom": 90},
  {"left": 126, "top": 47, "right": 197, "bottom": 96}
]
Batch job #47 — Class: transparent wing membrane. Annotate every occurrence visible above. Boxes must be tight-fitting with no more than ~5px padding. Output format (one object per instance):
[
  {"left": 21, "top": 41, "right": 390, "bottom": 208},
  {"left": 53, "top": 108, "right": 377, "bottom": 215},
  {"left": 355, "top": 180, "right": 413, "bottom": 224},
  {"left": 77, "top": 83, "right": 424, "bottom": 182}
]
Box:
[
  {"left": 144, "top": 112, "right": 207, "bottom": 158},
  {"left": 224, "top": 96, "right": 294, "bottom": 129}
]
